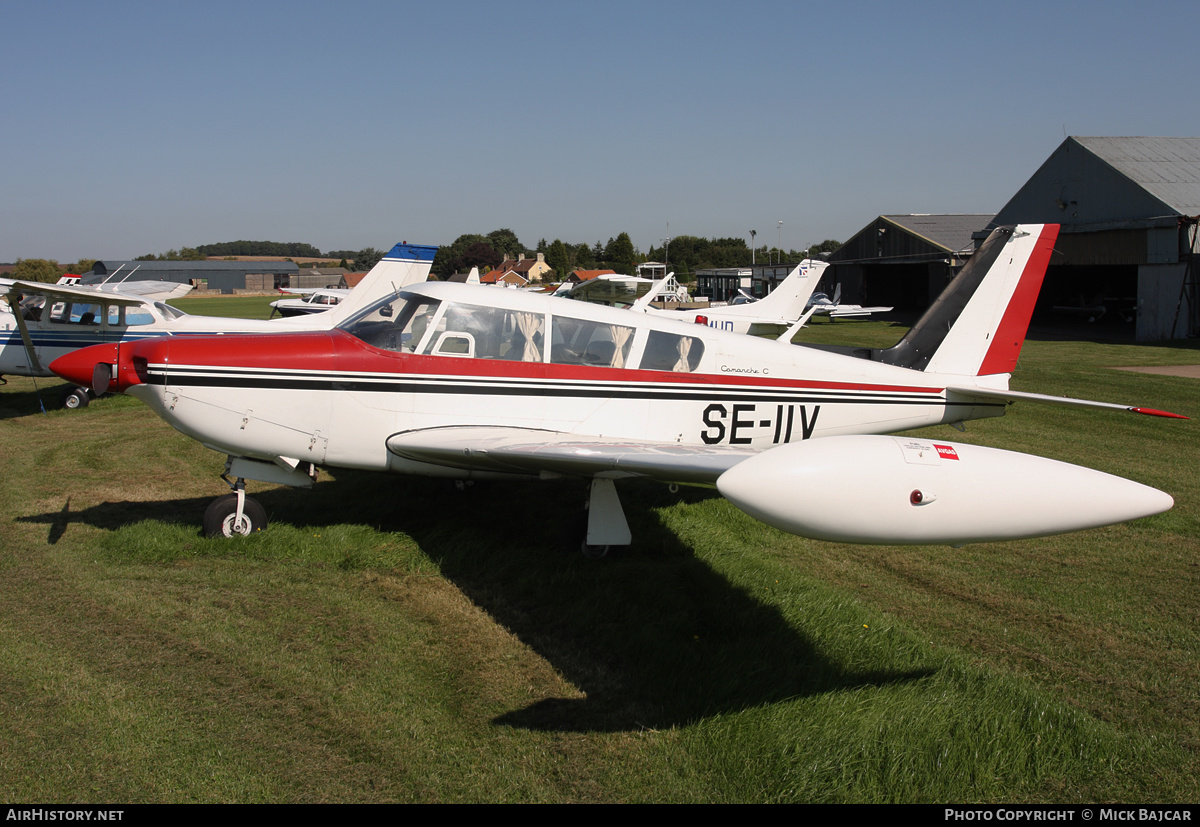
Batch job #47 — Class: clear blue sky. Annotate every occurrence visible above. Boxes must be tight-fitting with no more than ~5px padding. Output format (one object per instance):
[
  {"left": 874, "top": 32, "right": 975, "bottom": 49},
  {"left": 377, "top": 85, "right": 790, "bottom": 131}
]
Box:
[{"left": 3, "top": 0, "right": 1198, "bottom": 263}]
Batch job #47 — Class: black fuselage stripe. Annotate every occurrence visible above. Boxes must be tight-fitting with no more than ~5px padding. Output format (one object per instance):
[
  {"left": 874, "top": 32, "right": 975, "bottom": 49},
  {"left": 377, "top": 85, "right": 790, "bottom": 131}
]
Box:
[{"left": 145, "top": 370, "right": 1000, "bottom": 408}]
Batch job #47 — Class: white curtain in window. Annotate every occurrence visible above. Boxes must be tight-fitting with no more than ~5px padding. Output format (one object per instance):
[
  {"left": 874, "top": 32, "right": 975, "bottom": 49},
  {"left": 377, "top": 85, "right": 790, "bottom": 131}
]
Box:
[
  {"left": 516, "top": 312, "right": 542, "bottom": 362},
  {"left": 609, "top": 325, "right": 633, "bottom": 368},
  {"left": 673, "top": 336, "right": 693, "bottom": 372}
]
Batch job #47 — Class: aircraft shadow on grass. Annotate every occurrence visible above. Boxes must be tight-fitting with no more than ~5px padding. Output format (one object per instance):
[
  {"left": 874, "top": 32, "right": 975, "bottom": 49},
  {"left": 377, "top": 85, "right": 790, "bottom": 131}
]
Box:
[
  {"left": 0, "top": 381, "right": 73, "bottom": 418},
  {"left": 20, "top": 471, "right": 935, "bottom": 733}
]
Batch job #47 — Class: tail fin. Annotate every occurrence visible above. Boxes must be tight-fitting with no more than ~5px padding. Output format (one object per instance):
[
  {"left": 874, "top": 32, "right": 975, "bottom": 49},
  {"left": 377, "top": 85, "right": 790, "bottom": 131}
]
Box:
[
  {"left": 714, "top": 259, "right": 828, "bottom": 321},
  {"left": 323, "top": 243, "right": 438, "bottom": 325},
  {"left": 876, "top": 224, "right": 1057, "bottom": 375},
  {"left": 756, "top": 259, "right": 827, "bottom": 320},
  {"left": 795, "top": 225, "right": 1058, "bottom": 375}
]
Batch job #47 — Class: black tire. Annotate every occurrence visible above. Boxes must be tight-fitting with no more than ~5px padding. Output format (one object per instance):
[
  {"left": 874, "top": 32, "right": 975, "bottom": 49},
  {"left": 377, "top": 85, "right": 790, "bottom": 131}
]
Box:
[
  {"left": 203, "top": 493, "right": 268, "bottom": 538},
  {"left": 581, "top": 541, "right": 612, "bottom": 559},
  {"left": 62, "top": 387, "right": 89, "bottom": 409}
]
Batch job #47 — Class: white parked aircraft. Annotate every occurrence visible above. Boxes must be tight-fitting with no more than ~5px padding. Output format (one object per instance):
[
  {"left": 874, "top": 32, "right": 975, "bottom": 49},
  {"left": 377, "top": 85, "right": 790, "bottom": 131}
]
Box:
[
  {"left": 51, "top": 225, "right": 1184, "bottom": 549},
  {"left": 805, "top": 283, "right": 892, "bottom": 319},
  {"left": 269, "top": 288, "right": 350, "bottom": 318},
  {"left": 2, "top": 243, "right": 435, "bottom": 407},
  {"left": 571, "top": 261, "right": 828, "bottom": 337}
]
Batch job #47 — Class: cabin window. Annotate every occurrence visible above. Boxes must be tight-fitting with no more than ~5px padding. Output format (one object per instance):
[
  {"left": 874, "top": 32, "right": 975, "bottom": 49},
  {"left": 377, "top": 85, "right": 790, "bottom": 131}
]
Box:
[
  {"left": 550, "top": 317, "right": 635, "bottom": 368},
  {"left": 639, "top": 330, "right": 704, "bottom": 372},
  {"left": 433, "top": 304, "right": 544, "bottom": 362},
  {"left": 105, "top": 305, "right": 155, "bottom": 326},
  {"left": 343, "top": 296, "right": 441, "bottom": 353},
  {"left": 124, "top": 306, "right": 156, "bottom": 326},
  {"left": 48, "top": 302, "right": 101, "bottom": 326}
]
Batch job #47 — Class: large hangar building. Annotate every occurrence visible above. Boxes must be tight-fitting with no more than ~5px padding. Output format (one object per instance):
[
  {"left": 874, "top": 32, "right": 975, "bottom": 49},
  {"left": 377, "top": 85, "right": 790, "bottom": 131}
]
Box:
[
  {"left": 987, "top": 136, "right": 1199, "bottom": 341},
  {"left": 827, "top": 137, "right": 1200, "bottom": 340}
]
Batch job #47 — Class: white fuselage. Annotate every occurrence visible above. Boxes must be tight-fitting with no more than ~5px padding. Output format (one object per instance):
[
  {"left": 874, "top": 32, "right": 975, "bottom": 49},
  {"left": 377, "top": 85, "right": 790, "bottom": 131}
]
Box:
[{"left": 120, "top": 281, "right": 999, "bottom": 481}]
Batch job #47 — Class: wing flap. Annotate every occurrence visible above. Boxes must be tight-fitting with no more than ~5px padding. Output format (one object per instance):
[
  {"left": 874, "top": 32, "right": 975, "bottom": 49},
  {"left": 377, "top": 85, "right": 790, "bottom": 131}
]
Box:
[{"left": 385, "top": 426, "right": 757, "bottom": 484}]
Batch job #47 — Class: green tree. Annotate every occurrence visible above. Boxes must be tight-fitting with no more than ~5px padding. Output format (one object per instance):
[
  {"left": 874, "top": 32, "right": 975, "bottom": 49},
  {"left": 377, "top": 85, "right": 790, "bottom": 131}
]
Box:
[
  {"left": 574, "top": 242, "right": 595, "bottom": 269},
  {"left": 432, "top": 233, "right": 487, "bottom": 278},
  {"left": 11, "top": 258, "right": 63, "bottom": 283},
  {"left": 354, "top": 247, "right": 384, "bottom": 272},
  {"left": 604, "top": 232, "right": 637, "bottom": 275},
  {"left": 486, "top": 229, "right": 523, "bottom": 260},
  {"left": 807, "top": 239, "right": 841, "bottom": 255},
  {"left": 545, "top": 239, "right": 571, "bottom": 279},
  {"left": 463, "top": 241, "right": 502, "bottom": 271}
]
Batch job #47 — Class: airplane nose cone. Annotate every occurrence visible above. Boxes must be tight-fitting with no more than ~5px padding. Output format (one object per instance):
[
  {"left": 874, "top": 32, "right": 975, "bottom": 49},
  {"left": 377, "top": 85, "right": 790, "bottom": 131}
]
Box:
[{"left": 50, "top": 343, "right": 117, "bottom": 390}]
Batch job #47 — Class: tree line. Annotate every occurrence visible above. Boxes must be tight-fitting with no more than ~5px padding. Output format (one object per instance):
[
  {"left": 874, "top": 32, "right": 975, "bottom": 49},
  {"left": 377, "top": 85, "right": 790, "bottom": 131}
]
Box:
[
  {"left": 432, "top": 229, "right": 841, "bottom": 282},
  {"left": 8, "top": 232, "right": 842, "bottom": 285}
]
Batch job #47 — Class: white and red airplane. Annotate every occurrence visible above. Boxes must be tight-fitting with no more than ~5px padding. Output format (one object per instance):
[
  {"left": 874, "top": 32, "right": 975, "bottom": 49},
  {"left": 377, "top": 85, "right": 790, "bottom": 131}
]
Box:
[
  {"left": 50, "top": 225, "right": 1184, "bottom": 550},
  {"left": 2, "top": 243, "right": 435, "bottom": 407}
]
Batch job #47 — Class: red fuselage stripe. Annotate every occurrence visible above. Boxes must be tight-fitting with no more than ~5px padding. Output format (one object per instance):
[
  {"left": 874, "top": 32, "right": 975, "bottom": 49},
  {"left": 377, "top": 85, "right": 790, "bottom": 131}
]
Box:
[{"left": 126, "top": 331, "right": 945, "bottom": 396}]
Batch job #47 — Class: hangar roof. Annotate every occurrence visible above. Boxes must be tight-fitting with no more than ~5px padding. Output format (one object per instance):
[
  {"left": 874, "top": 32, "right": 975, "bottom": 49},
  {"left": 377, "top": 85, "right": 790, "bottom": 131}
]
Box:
[
  {"left": 1074, "top": 136, "right": 1200, "bottom": 215},
  {"left": 879, "top": 215, "right": 994, "bottom": 254},
  {"left": 829, "top": 214, "right": 993, "bottom": 264},
  {"left": 992, "top": 136, "right": 1200, "bottom": 230}
]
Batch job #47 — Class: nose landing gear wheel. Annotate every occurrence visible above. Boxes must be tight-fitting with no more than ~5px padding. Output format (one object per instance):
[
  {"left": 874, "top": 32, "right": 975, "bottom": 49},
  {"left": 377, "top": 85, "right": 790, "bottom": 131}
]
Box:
[
  {"left": 203, "top": 493, "right": 268, "bottom": 537},
  {"left": 62, "top": 387, "right": 90, "bottom": 409}
]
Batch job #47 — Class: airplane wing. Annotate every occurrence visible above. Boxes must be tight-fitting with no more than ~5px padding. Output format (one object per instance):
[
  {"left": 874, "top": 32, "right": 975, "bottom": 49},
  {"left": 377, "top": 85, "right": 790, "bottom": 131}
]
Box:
[
  {"left": 385, "top": 426, "right": 758, "bottom": 485},
  {"left": 2, "top": 279, "right": 152, "bottom": 308},
  {"left": 828, "top": 305, "right": 893, "bottom": 318},
  {"left": 744, "top": 321, "right": 796, "bottom": 337},
  {"left": 92, "top": 280, "right": 194, "bottom": 302},
  {"left": 387, "top": 423, "right": 1176, "bottom": 546},
  {"left": 278, "top": 288, "right": 350, "bottom": 296}
]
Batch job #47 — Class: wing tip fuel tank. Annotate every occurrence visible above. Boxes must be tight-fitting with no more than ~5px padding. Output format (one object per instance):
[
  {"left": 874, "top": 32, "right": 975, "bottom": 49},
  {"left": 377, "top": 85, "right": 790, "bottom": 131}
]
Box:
[{"left": 716, "top": 435, "right": 1174, "bottom": 545}]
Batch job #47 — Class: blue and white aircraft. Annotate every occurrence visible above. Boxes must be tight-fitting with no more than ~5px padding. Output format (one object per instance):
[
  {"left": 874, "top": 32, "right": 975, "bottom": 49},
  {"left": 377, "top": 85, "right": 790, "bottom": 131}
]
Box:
[{"left": 2, "top": 243, "right": 436, "bottom": 407}]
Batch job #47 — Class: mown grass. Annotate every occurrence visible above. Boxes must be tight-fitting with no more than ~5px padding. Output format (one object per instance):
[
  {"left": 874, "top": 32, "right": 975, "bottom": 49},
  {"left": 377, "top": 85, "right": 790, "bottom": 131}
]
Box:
[
  {"left": 170, "top": 293, "right": 279, "bottom": 320},
  {"left": 0, "top": 318, "right": 1197, "bottom": 802}
]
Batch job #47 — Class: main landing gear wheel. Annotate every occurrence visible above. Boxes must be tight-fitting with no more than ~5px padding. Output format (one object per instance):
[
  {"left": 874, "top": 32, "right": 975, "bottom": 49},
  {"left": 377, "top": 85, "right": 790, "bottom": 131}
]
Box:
[
  {"left": 203, "top": 493, "right": 268, "bottom": 538},
  {"left": 580, "top": 540, "right": 614, "bottom": 559},
  {"left": 62, "top": 387, "right": 89, "bottom": 409}
]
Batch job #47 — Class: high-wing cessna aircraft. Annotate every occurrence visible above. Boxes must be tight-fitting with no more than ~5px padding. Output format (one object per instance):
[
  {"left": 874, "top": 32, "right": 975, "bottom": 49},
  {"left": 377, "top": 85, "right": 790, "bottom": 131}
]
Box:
[
  {"left": 2, "top": 243, "right": 434, "bottom": 406},
  {"left": 51, "top": 225, "right": 1183, "bottom": 550}
]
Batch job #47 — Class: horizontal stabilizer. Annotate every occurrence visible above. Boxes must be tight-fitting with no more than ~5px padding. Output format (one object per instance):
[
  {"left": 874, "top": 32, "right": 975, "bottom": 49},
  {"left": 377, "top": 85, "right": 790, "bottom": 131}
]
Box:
[{"left": 946, "top": 385, "right": 1189, "bottom": 419}]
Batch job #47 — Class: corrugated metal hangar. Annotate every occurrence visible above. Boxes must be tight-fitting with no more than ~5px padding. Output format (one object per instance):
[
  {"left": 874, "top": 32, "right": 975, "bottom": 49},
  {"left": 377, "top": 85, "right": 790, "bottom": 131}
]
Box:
[
  {"left": 825, "top": 215, "right": 992, "bottom": 312},
  {"left": 828, "top": 136, "right": 1200, "bottom": 340},
  {"left": 988, "top": 136, "right": 1199, "bottom": 341},
  {"left": 80, "top": 259, "right": 301, "bottom": 294}
]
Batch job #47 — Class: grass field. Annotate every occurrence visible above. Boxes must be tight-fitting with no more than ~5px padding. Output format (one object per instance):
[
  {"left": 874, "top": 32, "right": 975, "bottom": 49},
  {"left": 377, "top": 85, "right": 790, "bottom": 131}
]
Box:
[{"left": 1, "top": 310, "right": 1198, "bottom": 802}]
